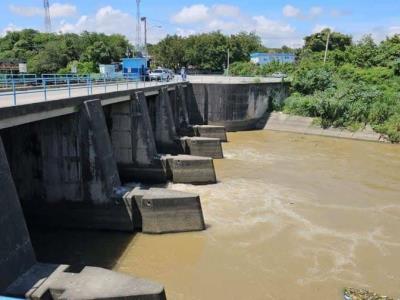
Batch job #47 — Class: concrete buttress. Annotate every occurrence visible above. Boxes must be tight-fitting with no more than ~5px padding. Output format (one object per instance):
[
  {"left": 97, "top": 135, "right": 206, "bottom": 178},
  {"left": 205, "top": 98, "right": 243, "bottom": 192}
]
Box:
[{"left": 0, "top": 136, "right": 36, "bottom": 292}]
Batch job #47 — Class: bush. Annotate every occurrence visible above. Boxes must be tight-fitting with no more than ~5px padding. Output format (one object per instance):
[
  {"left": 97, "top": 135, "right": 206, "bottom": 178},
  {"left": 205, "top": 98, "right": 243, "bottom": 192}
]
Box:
[{"left": 291, "top": 65, "right": 334, "bottom": 95}]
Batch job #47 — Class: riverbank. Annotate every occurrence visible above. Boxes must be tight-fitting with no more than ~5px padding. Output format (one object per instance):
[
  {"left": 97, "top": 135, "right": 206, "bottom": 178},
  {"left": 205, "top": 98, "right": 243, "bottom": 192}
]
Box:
[{"left": 264, "top": 112, "right": 389, "bottom": 143}]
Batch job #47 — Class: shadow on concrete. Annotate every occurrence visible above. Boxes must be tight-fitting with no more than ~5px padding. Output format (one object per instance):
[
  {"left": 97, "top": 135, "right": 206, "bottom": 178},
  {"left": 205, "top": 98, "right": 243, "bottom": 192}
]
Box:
[
  {"left": 255, "top": 105, "right": 273, "bottom": 130},
  {"left": 29, "top": 228, "right": 135, "bottom": 270}
]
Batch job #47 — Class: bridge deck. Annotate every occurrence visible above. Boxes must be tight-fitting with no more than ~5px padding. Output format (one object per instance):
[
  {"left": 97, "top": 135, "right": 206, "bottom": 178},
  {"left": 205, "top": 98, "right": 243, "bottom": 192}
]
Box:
[{"left": 0, "top": 79, "right": 181, "bottom": 108}]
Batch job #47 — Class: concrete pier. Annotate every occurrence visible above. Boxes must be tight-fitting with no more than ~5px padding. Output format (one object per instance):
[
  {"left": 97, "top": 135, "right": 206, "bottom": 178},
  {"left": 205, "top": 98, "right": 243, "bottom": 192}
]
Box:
[
  {"left": 6, "top": 264, "right": 166, "bottom": 300},
  {"left": 180, "top": 136, "right": 224, "bottom": 159},
  {"left": 1, "top": 136, "right": 167, "bottom": 299},
  {"left": 193, "top": 125, "right": 228, "bottom": 142},
  {"left": 161, "top": 154, "right": 216, "bottom": 184},
  {"left": 2, "top": 100, "right": 134, "bottom": 231},
  {"left": 110, "top": 91, "right": 217, "bottom": 184},
  {"left": 124, "top": 187, "right": 206, "bottom": 234}
]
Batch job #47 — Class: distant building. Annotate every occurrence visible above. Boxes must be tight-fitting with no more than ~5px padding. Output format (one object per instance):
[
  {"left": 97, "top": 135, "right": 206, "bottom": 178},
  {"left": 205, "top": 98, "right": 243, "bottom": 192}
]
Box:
[
  {"left": 121, "top": 57, "right": 149, "bottom": 79},
  {"left": 0, "top": 60, "right": 21, "bottom": 74},
  {"left": 99, "top": 64, "right": 117, "bottom": 77},
  {"left": 250, "top": 53, "right": 295, "bottom": 65}
]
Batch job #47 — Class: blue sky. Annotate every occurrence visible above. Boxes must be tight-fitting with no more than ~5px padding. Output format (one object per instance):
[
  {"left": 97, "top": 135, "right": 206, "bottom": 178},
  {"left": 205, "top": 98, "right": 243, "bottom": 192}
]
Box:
[{"left": 1, "top": 0, "right": 400, "bottom": 47}]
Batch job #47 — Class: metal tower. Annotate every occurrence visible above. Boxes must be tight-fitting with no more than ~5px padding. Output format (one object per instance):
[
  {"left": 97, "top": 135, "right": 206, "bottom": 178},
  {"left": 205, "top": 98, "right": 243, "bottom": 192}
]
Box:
[
  {"left": 136, "top": 0, "right": 142, "bottom": 51},
  {"left": 43, "top": 0, "right": 52, "bottom": 33}
]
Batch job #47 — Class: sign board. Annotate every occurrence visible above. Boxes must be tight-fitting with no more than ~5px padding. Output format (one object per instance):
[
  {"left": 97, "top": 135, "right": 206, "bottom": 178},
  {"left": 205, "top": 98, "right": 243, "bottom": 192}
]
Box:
[
  {"left": 18, "top": 63, "right": 27, "bottom": 73},
  {"left": 71, "top": 64, "right": 78, "bottom": 74}
]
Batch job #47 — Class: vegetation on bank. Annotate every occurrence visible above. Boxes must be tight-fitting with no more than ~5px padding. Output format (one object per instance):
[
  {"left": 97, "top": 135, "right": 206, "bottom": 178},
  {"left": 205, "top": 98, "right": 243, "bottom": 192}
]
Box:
[
  {"left": 0, "top": 28, "right": 399, "bottom": 141},
  {"left": 230, "top": 30, "right": 400, "bottom": 142},
  {"left": 0, "top": 29, "right": 131, "bottom": 74}
]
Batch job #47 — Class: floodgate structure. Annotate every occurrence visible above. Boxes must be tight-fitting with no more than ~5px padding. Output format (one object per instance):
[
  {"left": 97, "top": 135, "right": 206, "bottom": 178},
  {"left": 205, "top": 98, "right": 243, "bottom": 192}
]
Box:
[{"left": 0, "top": 76, "right": 289, "bottom": 299}]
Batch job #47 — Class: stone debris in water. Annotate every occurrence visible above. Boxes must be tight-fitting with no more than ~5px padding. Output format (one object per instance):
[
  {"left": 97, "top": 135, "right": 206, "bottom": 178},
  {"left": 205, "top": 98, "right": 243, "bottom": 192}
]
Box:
[{"left": 344, "top": 288, "right": 396, "bottom": 300}]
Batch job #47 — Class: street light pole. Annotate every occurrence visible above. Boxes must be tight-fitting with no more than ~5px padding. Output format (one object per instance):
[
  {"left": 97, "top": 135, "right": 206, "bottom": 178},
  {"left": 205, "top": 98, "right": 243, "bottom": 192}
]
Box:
[{"left": 227, "top": 48, "right": 230, "bottom": 76}]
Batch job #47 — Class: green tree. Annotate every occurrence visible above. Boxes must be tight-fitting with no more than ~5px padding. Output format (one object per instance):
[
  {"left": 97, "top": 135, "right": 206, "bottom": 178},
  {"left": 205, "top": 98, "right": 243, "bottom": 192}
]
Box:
[{"left": 304, "top": 29, "right": 352, "bottom": 52}]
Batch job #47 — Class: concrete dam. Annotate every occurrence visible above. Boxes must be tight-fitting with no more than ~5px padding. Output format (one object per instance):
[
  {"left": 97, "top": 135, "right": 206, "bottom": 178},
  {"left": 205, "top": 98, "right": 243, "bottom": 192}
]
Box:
[{"left": 0, "top": 79, "right": 289, "bottom": 299}]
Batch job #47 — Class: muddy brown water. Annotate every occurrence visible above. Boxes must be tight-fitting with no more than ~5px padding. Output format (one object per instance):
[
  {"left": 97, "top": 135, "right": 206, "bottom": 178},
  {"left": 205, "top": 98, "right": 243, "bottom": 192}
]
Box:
[{"left": 32, "top": 130, "right": 400, "bottom": 299}]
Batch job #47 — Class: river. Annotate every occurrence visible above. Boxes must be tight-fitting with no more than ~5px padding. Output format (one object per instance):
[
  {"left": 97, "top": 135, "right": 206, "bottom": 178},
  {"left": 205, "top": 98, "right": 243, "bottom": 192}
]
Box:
[{"left": 33, "top": 130, "right": 400, "bottom": 299}]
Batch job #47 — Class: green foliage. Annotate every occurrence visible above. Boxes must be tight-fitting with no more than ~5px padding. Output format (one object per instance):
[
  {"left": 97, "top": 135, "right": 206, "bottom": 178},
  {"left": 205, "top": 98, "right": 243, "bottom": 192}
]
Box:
[
  {"left": 0, "top": 29, "right": 132, "bottom": 74},
  {"left": 150, "top": 31, "right": 266, "bottom": 72},
  {"left": 58, "top": 61, "right": 97, "bottom": 74},
  {"left": 304, "top": 29, "right": 352, "bottom": 52},
  {"left": 291, "top": 62, "right": 334, "bottom": 95}
]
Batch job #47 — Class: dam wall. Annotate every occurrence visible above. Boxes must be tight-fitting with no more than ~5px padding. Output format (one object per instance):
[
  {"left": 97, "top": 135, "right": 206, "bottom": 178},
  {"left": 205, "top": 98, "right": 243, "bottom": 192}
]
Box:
[
  {"left": 0, "top": 79, "right": 288, "bottom": 297},
  {"left": 189, "top": 81, "right": 290, "bottom": 131}
]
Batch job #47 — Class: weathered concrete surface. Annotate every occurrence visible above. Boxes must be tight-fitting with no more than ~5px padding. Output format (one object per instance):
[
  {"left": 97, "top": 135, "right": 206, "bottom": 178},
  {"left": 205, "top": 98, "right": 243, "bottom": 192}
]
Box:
[
  {"left": 109, "top": 91, "right": 219, "bottom": 184},
  {"left": 124, "top": 188, "right": 206, "bottom": 234},
  {"left": 181, "top": 137, "right": 224, "bottom": 159},
  {"left": 6, "top": 263, "right": 166, "bottom": 300},
  {"left": 264, "top": 112, "right": 388, "bottom": 143},
  {"left": 0, "top": 137, "right": 36, "bottom": 292},
  {"left": 190, "top": 82, "right": 289, "bottom": 131},
  {"left": 0, "top": 82, "right": 184, "bottom": 130},
  {"left": 153, "top": 88, "right": 181, "bottom": 154},
  {"left": 1, "top": 99, "right": 134, "bottom": 231},
  {"left": 193, "top": 125, "right": 228, "bottom": 142},
  {"left": 110, "top": 92, "right": 166, "bottom": 183},
  {"left": 161, "top": 155, "right": 216, "bottom": 184}
]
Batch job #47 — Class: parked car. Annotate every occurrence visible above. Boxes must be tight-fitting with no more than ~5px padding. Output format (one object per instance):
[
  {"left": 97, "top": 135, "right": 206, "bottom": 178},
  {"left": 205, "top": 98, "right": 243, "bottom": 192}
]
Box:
[
  {"left": 167, "top": 69, "right": 175, "bottom": 81},
  {"left": 149, "top": 69, "right": 170, "bottom": 81}
]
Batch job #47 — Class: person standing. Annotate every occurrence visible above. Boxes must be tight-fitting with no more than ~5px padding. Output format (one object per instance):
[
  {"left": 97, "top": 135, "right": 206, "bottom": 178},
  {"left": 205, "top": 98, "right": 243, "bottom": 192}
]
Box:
[{"left": 180, "top": 67, "right": 187, "bottom": 81}]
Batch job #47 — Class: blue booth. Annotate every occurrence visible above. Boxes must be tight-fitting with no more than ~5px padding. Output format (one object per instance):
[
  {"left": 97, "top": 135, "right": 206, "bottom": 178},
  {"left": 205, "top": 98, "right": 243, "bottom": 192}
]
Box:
[{"left": 121, "top": 58, "right": 149, "bottom": 80}]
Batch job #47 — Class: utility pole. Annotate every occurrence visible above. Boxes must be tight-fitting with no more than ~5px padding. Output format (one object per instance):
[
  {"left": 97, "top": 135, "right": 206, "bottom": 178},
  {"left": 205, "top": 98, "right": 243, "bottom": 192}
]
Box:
[
  {"left": 227, "top": 48, "right": 230, "bottom": 76},
  {"left": 141, "top": 17, "right": 147, "bottom": 56},
  {"left": 43, "top": 0, "right": 52, "bottom": 33},
  {"left": 136, "top": 0, "right": 142, "bottom": 52},
  {"left": 324, "top": 30, "right": 331, "bottom": 64}
]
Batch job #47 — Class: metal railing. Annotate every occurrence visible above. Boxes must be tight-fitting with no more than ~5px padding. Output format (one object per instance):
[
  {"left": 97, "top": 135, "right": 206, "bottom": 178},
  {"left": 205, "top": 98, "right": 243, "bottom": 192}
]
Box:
[{"left": 0, "top": 73, "right": 183, "bottom": 107}]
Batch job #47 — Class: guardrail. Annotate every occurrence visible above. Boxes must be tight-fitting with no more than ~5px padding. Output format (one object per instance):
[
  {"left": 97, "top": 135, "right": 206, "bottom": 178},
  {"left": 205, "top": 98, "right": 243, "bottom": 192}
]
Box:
[{"left": 0, "top": 74, "right": 183, "bottom": 107}]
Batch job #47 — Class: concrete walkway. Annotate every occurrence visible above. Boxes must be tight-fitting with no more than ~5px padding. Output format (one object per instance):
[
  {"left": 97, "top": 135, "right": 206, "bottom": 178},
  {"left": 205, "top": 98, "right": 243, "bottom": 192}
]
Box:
[
  {"left": 264, "top": 112, "right": 388, "bottom": 143},
  {"left": 0, "top": 80, "right": 182, "bottom": 108}
]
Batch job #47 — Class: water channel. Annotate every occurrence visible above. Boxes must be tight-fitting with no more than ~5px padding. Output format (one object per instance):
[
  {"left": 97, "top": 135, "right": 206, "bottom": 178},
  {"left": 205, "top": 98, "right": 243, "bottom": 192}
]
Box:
[{"left": 32, "top": 130, "right": 400, "bottom": 299}]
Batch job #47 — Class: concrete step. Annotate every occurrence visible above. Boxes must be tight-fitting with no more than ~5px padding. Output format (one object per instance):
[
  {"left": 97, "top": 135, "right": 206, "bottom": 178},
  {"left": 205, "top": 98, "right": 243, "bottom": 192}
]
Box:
[
  {"left": 193, "top": 125, "right": 228, "bottom": 142},
  {"left": 124, "top": 187, "right": 206, "bottom": 234},
  {"left": 161, "top": 154, "right": 217, "bottom": 184},
  {"left": 180, "top": 137, "right": 224, "bottom": 159},
  {"left": 6, "top": 263, "right": 166, "bottom": 300}
]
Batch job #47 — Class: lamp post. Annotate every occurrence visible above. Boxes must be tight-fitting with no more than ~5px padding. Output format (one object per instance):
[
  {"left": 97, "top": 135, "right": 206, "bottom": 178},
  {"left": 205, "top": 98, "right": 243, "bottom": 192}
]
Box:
[{"left": 141, "top": 17, "right": 162, "bottom": 57}]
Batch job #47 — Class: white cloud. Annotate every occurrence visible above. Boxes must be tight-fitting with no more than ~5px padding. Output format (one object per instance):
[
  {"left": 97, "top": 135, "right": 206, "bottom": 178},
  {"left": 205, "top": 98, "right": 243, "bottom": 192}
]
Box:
[
  {"left": 283, "top": 4, "right": 323, "bottom": 19},
  {"left": 359, "top": 25, "right": 400, "bottom": 43},
  {"left": 283, "top": 5, "right": 301, "bottom": 18},
  {"left": 1, "top": 23, "right": 22, "bottom": 37},
  {"left": 312, "top": 24, "right": 335, "bottom": 34},
  {"left": 330, "top": 9, "right": 351, "bottom": 18},
  {"left": 171, "top": 4, "right": 209, "bottom": 24},
  {"left": 388, "top": 26, "right": 400, "bottom": 36},
  {"left": 212, "top": 4, "right": 241, "bottom": 18},
  {"left": 60, "top": 6, "right": 135, "bottom": 37},
  {"left": 9, "top": 3, "right": 77, "bottom": 18},
  {"left": 50, "top": 3, "right": 77, "bottom": 18},
  {"left": 58, "top": 6, "right": 167, "bottom": 44},
  {"left": 171, "top": 4, "right": 300, "bottom": 47},
  {"left": 310, "top": 7, "right": 323, "bottom": 17},
  {"left": 176, "top": 28, "right": 197, "bottom": 37}
]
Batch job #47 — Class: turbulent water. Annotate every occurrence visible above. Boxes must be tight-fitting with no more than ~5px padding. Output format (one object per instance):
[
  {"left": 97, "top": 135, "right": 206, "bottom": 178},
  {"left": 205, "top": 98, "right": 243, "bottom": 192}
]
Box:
[
  {"left": 32, "top": 130, "right": 400, "bottom": 299},
  {"left": 115, "top": 131, "right": 400, "bottom": 300}
]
